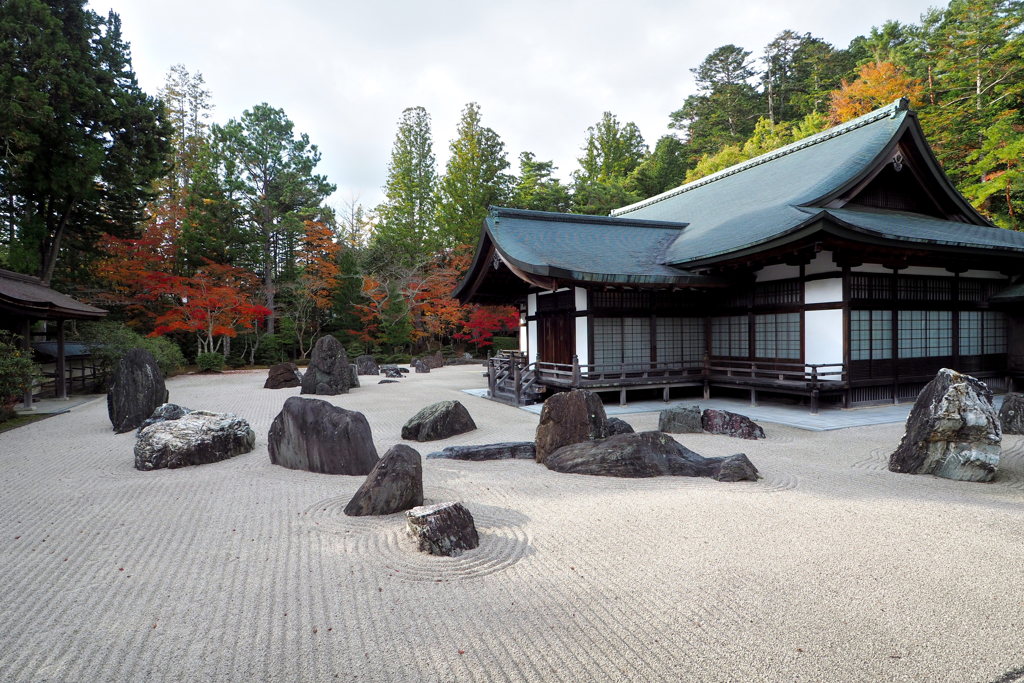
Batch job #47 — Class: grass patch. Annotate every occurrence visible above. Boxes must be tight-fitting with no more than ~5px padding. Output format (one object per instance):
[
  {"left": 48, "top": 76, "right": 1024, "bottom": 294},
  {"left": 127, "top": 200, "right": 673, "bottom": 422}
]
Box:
[{"left": 0, "top": 413, "right": 55, "bottom": 434}]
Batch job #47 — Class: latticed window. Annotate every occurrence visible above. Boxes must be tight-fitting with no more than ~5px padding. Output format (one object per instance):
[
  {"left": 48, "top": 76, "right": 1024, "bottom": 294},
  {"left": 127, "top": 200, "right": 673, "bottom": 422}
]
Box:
[
  {"left": 850, "top": 310, "right": 892, "bottom": 360},
  {"left": 898, "top": 311, "right": 952, "bottom": 358},
  {"left": 593, "top": 317, "right": 651, "bottom": 369},
  {"left": 754, "top": 313, "right": 800, "bottom": 359},
  {"left": 655, "top": 318, "right": 704, "bottom": 364},
  {"left": 711, "top": 316, "right": 748, "bottom": 358},
  {"left": 961, "top": 311, "right": 1008, "bottom": 355},
  {"left": 754, "top": 280, "right": 802, "bottom": 306},
  {"left": 849, "top": 274, "right": 890, "bottom": 300}
]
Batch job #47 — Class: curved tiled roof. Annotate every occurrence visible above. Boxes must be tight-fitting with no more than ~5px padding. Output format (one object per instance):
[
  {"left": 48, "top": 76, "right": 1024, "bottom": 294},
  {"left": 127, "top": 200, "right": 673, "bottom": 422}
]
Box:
[{"left": 0, "top": 268, "right": 107, "bottom": 320}]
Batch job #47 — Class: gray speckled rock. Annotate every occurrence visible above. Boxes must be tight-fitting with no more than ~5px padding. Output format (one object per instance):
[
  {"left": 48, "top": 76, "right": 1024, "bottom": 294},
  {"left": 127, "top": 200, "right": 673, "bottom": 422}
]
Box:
[
  {"left": 135, "top": 411, "right": 255, "bottom": 470},
  {"left": 355, "top": 355, "right": 379, "bottom": 376},
  {"left": 406, "top": 502, "right": 479, "bottom": 556},
  {"left": 889, "top": 368, "right": 1000, "bottom": 482},
  {"left": 379, "top": 379, "right": 399, "bottom": 384},
  {"left": 300, "top": 335, "right": 351, "bottom": 396},
  {"left": 426, "top": 442, "right": 536, "bottom": 460},
  {"left": 268, "top": 396, "right": 378, "bottom": 474},
  {"left": 344, "top": 445, "right": 423, "bottom": 516},
  {"left": 107, "top": 348, "right": 169, "bottom": 434},
  {"left": 381, "top": 366, "right": 403, "bottom": 378},
  {"left": 998, "top": 393, "right": 1024, "bottom": 435},
  {"left": 701, "top": 409, "right": 765, "bottom": 440},
  {"left": 348, "top": 364, "right": 360, "bottom": 388},
  {"left": 413, "top": 359, "right": 431, "bottom": 373},
  {"left": 401, "top": 400, "right": 476, "bottom": 442},
  {"left": 658, "top": 405, "right": 702, "bottom": 434},
  {"left": 534, "top": 390, "right": 608, "bottom": 464},
  {"left": 136, "top": 403, "right": 191, "bottom": 434}
]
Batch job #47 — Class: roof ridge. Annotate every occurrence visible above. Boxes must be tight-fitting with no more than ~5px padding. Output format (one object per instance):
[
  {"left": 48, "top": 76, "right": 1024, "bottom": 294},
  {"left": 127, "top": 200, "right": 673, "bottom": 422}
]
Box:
[
  {"left": 613, "top": 98, "right": 910, "bottom": 217},
  {"left": 490, "top": 206, "right": 688, "bottom": 230}
]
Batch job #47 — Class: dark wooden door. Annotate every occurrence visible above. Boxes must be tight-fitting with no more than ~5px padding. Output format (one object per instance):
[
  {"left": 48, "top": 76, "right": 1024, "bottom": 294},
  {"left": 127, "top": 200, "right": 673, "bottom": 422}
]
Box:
[{"left": 538, "top": 312, "right": 575, "bottom": 365}]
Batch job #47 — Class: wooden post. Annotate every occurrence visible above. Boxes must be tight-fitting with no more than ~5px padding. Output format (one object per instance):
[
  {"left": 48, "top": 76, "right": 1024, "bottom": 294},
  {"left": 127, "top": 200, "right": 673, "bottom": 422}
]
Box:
[
  {"left": 810, "top": 365, "right": 819, "bottom": 414},
  {"left": 619, "top": 387, "right": 627, "bottom": 406},
  {"left": 55, "top": 319, "right": 67, "bottom": 400},
  {"left": 487, "top": 360, "right": 496, "bottom": 397},
  {"left": 22, "top": 318, "right": 33, "bottom": 410},
  {"left": 663, "top": 386, "right": 670, "bottom": 402},
  {"left": 571, "top": 354, "right": 581, "bottom": 388},
  {"left": 513, "top": 362, "right": 522, "bottom": 406}
]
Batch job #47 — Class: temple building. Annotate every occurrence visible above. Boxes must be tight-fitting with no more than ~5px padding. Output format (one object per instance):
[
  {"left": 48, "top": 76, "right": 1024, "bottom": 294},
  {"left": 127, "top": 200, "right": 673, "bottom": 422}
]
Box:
[{"left": 455, "top": 99, "right": 1024, "bottom": 410}]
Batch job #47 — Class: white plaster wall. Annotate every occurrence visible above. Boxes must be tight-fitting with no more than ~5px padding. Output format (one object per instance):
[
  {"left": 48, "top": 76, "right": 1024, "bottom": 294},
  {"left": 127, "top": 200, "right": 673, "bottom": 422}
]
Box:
[
  {"left": 902, "top": 265, "right": 951, "bottom": 277},
  {"left": 962, "top": 269, "right": 1008, "bottom": 280},
  {"left": 518, "top": 315, "right": 527, "bottom": 352},
  {"left": 575, "top": 317, "right": 589, "bottom": 366},
  {"left": 805, "top": 251, "right": 837, "bottom": 276},
  {"left": 850, "top": 263, "right": 892, "bottom": 274},
  {"left": 527, "top": 293, "right": 537, "bottom": 317},
  {"left": 805, "top": 278, "right": 843, "bottom": 304},
  {"left": 574, "top": 287, "right": 588, "bottom": 312},
  {"left": 755, "top": 263, "right": 799, "bottom": 282},
  {"left": 805, "top": 309, "right": 844, "bottom": 367},
  {"left": 527, "top": 320, "right": 538, "bottom": 364}
]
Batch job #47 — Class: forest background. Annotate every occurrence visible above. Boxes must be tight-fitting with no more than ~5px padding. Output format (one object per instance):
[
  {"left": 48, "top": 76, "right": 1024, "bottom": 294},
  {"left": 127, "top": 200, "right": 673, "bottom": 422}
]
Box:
[{"left": 0, "top": 0, "right": 1021, "bottom": 373}]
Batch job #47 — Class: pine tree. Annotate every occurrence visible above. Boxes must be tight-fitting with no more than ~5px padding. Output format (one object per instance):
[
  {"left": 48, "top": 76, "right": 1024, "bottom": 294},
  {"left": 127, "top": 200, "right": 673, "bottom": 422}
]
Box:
[{"left": 435, "top": 103, "right": 511, "bottom": 247}]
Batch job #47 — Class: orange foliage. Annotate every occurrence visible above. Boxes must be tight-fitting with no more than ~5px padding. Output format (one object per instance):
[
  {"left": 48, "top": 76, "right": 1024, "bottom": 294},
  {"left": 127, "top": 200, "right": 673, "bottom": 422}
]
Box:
[
  {"left": 297, "top": 220, "right": 341, "bottom": 310},
  {"left": 149, "top": 262, "right": 270, "bottom": 354},
  {"left": 828, "top": 62, "right": 924, "bottom": 124}
]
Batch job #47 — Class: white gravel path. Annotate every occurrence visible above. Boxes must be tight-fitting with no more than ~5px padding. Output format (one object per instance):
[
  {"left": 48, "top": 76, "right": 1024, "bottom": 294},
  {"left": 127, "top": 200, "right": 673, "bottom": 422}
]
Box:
[{"left": 1, "top": 366, "right": 1022, "bottom": 682}]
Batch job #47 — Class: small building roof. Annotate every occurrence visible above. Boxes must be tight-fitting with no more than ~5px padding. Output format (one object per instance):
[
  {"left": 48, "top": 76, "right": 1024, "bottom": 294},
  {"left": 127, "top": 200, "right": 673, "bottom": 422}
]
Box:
[{"left": 0, "top": 268, "right": 107, "bottom": 321}]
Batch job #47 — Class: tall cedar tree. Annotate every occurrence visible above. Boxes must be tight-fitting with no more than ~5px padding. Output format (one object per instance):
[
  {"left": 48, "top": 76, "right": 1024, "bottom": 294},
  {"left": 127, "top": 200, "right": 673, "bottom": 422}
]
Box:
[
  {"left": 625, "top": 135, "right": 689, "bottom": 199},
  {"left": 510, "top": 152, "right": 571, "bottom": 213},
  {"left": 373, "top": 107, "right": 438, "bottom": 272},
  {"left": 572, "top": 112, "right": 648, "bottom": 215},
  {"left": 669, "top": 45, "right": 763, "bottom": 162},
  {"left": 435, "top": 103, "right": 511, "bottom": 248},
  {"left": 0, "top": 0, "right": 170, "bottom": 284},
  {"left": 211, "top": 104, "right": 335, "bottom": 333}
]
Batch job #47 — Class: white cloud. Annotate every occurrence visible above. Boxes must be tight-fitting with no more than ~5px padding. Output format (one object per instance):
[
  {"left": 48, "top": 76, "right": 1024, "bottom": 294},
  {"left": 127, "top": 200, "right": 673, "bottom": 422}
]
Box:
[{"left": 88, "top": 0, "right": 939, "bottom": 212}]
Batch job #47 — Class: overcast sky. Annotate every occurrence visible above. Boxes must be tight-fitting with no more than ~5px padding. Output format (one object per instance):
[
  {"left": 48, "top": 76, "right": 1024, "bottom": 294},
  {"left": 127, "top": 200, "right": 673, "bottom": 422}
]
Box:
[{"left": 87, "top": 0, "right": 940, "bottom": 212}]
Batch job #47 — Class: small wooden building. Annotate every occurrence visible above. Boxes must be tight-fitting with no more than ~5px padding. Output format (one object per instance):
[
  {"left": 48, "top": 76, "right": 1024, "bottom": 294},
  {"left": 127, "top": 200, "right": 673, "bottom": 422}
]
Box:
[
  {"left": 456, "top": 99, "right": 1024, "bottom": 410},
  {"left": 0, "top": 268, "right": 107, "bottom": 406}
]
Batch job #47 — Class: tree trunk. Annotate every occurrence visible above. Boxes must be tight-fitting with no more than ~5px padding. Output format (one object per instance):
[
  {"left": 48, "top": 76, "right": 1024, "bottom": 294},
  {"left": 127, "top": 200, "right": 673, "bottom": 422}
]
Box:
[{"left": 262, "top": 211, "right": 276, "bottom": 334}]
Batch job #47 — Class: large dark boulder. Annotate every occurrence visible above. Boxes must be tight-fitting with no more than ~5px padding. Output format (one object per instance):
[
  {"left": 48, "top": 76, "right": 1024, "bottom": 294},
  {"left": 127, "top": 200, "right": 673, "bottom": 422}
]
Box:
[
  {"left": 658, "top": 406, "right": 702, "bottom": 434},
  {"left": 701, "top": 409, "right": 765, "bottom": 440},
  {"left": 268, "top": 396, "right": 378, "bottom": 474},
  {"left": 135, "top": 411, "right": 255, "bottom": 470},
  {"left": 422, "top": 351, "right": 445, "bottom": 369},
  {"left": 534, "top": 389, "right": 608, "bottom": 463},
  {"left": 546, "top": 431, "right": 717, "bottom": 477},
  {"left": 998, "top": 393, "right": 1024, "bottom": 435},
  {"left": 348, "top": 364, "right": 360, "bottom": 388},
  {"left": 381, "top": 366, "right": 403, "bottom": 379},
  {"left": 413, "top": 359, "right": 431, "bottom": 374},
  {"left": 264, "top": 362, "right": 302, "bottom": 389},
  {"left": 401, "top": 400, "right": 477, "bottom": 441},
  {"left": 300, "top": 335, "right": 351, "bottom": 396},
  {"left": 344, "top": 445, "right": 423, "bottom": 516},
  {"left": 107, "top": 348, "right": 169, "bottom": 434},
  {"left": 426, "top": 442, "right": 536, "bottom": 460},
  {"left": 355, "top": 355, "right": 379, "bottom": 376},
  {"left": 889, "top": 368, "right": 1000, "bottom": 482},
  {"left": 406, "top": 502, "right": 479, "bottom": 556}
]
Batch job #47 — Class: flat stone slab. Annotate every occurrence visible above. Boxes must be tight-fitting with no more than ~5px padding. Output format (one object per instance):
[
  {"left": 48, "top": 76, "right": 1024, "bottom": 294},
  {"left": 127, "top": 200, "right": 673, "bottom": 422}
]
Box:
[
  {"left": 658, "top": 405, "right": 702, "bottom": 434},
  {"left": 426, "top": 442, "right": 536, "bottom": 460},
  {"left": 701, "top": 409, "right": 765, "bottom": 440}
]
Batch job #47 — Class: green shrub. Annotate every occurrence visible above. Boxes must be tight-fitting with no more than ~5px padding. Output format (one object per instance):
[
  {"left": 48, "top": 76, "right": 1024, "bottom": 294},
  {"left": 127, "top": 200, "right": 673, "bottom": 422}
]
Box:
[
  {"left": 225, "top": 355, "right": 248, "bottom": 369},
  {"left": 385, "top": 353, "right": 412, "bottom": 364},
  {"left": 254, "top": 334, "right": 287, "bottom": 365},
  {"left": 196, "top": 352, "right": 225, "bottom": 372},
  {"left": 0, "top": 331, "right": 39, "bottom": 418},
  {"left": 70, "top": 321, "right": 185, "bottom": 387},
  {"left": 490, "top": 336, "right": 519, "bottom": 352}
]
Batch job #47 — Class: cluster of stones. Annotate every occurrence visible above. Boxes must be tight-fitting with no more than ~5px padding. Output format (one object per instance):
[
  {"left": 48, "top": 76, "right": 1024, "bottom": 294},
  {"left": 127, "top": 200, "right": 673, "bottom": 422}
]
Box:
[
  {"left": 657, "top": 405, "right": 766, "bottom": 440},
  {"left": 263, "top": 395, "right": 477, "bottom": 556},
  {"left": 532, "top": 390, "right": 760, "bottom": 481},
  {"left": 889, "top": 368, "right": 1001, "bottom": 482}
]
